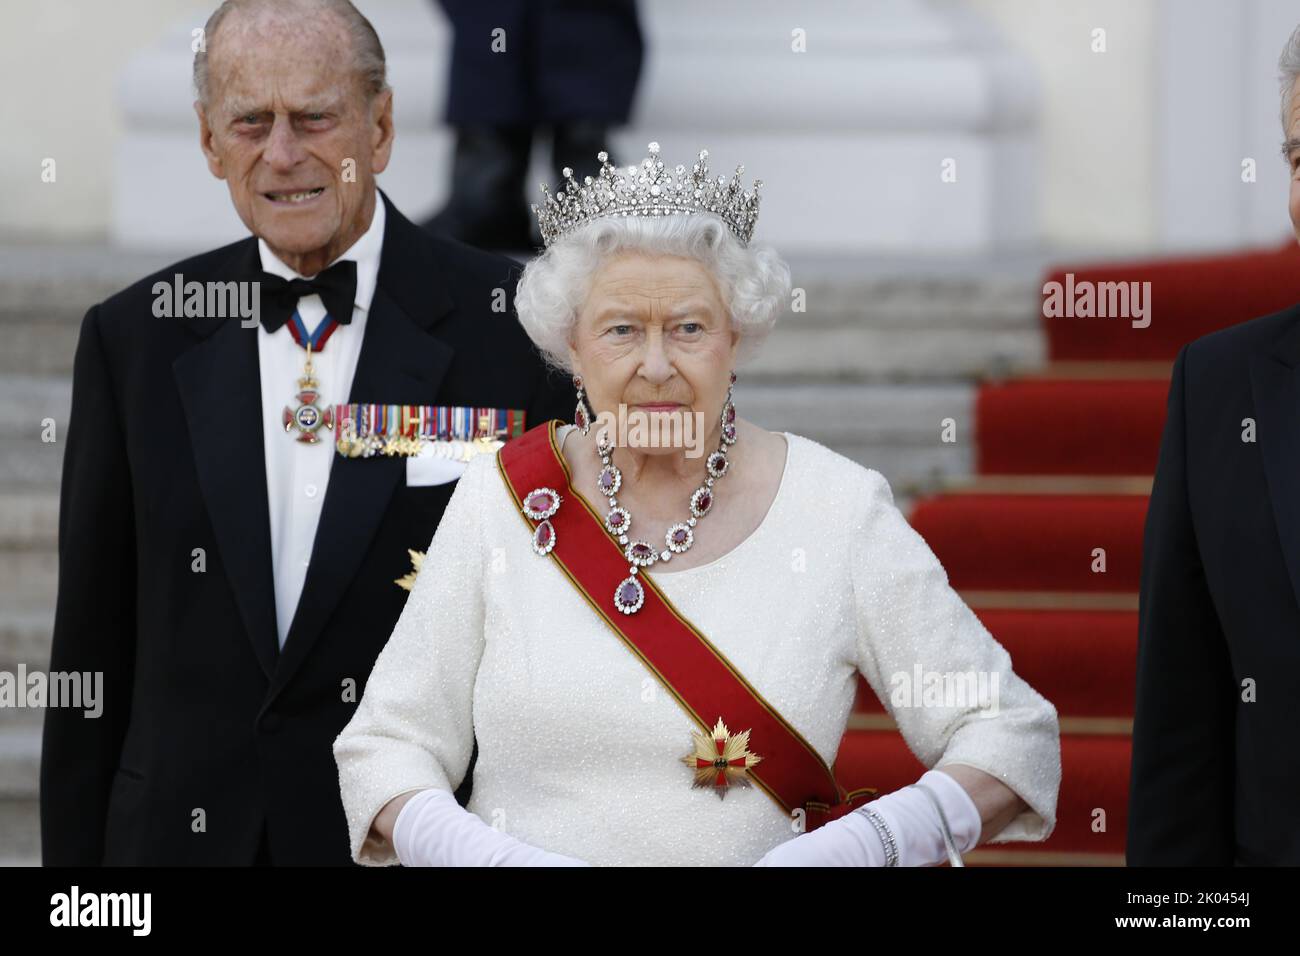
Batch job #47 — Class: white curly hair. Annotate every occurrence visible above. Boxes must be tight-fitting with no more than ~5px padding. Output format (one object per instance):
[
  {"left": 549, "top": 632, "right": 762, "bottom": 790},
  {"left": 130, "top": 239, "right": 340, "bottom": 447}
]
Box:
[{"left": 514, "top": 212, "right": 792, "bottom": 376}]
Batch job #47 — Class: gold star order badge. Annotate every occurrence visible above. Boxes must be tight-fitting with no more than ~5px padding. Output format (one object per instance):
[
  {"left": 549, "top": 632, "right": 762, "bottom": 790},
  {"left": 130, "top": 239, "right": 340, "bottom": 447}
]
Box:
[
  {"left": 682, "top": 717, "right": 762, "bottom": 798},
  {"left": 394, "top": 549, "right": 425, "bottom": 592}
]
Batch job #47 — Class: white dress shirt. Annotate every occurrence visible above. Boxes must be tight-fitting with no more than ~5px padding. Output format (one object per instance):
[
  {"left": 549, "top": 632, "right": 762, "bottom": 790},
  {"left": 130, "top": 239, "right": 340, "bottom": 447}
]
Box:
[{"left": 257, "top": 194, "right": 386, "bottom": 649}]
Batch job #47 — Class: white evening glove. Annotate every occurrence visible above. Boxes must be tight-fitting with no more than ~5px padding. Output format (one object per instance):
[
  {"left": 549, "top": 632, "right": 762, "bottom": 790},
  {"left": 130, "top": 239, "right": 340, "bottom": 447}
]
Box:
[
  {"left": 752, "top": 768, "right": 982, "bottom": 867},
  {"left": 392, "top": 787, "right": 592, "bottom": 867}
]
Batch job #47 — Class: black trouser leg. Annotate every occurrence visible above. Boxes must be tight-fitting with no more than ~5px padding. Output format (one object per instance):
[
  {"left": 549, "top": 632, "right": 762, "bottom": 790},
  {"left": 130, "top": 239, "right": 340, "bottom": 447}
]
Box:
[{"left": 423, "top": 125, "right": 534, "bottom": 251}]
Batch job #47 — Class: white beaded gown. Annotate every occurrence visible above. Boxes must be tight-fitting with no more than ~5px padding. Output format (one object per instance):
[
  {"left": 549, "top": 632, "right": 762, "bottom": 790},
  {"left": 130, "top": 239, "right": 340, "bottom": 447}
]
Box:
[{"left": 333, "top": 424, "right": 1061, "bottom": 866}]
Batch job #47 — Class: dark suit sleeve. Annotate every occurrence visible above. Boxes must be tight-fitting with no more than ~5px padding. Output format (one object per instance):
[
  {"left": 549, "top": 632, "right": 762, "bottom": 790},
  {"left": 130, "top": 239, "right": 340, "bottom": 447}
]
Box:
[
  {"left": 525, "top": 361, "right": 579, "bottom": 431},
  {"left": 40, "top": 305, "right": 138, "bottom": 865},
  {"left": 1126, "top": 341, "right": 1236, "bottom": 865}
]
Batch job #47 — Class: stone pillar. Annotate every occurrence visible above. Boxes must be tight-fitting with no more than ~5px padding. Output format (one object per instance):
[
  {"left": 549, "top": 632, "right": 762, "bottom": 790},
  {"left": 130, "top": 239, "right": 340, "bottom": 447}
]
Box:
[{"left": 112, "top": 0, "right": 1040, "bottom": 254}]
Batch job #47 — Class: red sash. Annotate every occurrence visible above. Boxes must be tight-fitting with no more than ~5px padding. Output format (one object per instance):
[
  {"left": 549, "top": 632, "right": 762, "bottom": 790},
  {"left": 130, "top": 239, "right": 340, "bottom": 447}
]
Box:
[{"left": 497, "top": 419, "right": 877, "bottom": 831}]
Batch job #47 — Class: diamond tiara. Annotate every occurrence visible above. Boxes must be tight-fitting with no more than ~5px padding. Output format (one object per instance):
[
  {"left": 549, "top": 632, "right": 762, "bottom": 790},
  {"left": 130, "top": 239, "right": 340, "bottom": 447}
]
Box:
[{"left": 531, "top": 141, "right": 762, "bottom": 248}]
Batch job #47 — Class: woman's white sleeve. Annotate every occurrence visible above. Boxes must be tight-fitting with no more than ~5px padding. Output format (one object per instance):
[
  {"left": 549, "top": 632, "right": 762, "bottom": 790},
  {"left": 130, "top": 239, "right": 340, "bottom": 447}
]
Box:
[
  {"left": 332, "top": 452, "right": 491, "bottom": 866},
  {"left": 848, "top": 468, "right": 1062, "bottom": 844}
]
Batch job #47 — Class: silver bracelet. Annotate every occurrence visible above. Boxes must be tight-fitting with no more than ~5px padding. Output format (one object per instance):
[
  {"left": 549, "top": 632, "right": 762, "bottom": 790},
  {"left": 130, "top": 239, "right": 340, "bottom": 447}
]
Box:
[
  {"left": 854, "top": 805, "right": 899, "bottom": 867},
  {"left": 908, "top": 782, "right": 966, "bottom": 868}
]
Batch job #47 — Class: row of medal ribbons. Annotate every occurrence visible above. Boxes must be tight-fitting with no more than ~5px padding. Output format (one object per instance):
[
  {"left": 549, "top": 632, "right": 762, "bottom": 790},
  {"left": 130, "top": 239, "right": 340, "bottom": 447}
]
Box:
[{"left": 334, "top": 404, "right": 526, "bottom": 460}]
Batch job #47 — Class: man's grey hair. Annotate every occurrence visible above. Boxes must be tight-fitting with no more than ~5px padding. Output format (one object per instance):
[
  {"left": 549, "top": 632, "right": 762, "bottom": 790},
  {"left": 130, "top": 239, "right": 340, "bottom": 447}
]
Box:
[
  {"left": 193, "top": 0, "right": 389, "bottom": 108},
  {"left": 1280, "top": 23, "right": 1300, "bottom": 135}
]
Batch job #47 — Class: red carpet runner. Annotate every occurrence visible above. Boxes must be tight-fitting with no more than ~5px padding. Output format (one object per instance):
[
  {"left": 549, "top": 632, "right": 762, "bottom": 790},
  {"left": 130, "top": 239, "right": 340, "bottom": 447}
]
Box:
[{"left": 839, "top": 240, "right": 1300, "bottom": 865}]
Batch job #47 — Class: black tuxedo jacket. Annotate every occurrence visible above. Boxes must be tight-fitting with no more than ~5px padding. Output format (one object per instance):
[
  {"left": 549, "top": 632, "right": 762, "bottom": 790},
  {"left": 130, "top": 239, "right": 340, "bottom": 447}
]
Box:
[
  {"left": 40, "top": 191, "right": 576, "bottom": 865},
  {"left": 1129, "top": 303, "right": 1300, "bottom": 865}
]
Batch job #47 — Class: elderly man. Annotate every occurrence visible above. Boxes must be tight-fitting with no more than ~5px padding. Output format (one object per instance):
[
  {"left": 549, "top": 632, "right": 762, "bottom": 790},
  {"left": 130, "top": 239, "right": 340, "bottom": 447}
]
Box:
[
  {"left": 39, "top": 0, "right": 574, "bottom": 865},
  {"left": 1127, "top": 23, "right": 1300, "bottom": 866}
]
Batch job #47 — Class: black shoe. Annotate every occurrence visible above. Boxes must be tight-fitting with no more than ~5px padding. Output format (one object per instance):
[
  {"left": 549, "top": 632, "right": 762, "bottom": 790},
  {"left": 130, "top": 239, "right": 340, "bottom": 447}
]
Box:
[
  {"left": 423, "top": 125, "right": 534, "bottom": 252},
  {"left": 536, "top": 122, "right": 618, "bottom": 249},
  {"left": 552, "top": 120, "right": 615, "bottom": 184}
]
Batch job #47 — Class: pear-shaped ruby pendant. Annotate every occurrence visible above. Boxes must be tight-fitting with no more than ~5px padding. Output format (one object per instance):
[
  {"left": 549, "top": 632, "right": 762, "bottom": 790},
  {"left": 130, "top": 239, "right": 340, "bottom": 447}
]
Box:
[
  {"left": 614, "top": 575, "right": 645, "bottom": 614},
  {"left": 532, "top": 519, "right": 556, "bottom": 556}
]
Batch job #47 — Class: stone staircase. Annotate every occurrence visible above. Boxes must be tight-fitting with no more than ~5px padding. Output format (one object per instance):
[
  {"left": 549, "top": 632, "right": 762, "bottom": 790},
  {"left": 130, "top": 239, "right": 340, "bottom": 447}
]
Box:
[
  {"left": 0, "top": 481, "right": 53, "bottom": 865},
  {"left": 0, "top": 241, "right": 1046, "bottom": 865},
  {"left": 0, "top": 246, "right": 169, "bottom": 865}
]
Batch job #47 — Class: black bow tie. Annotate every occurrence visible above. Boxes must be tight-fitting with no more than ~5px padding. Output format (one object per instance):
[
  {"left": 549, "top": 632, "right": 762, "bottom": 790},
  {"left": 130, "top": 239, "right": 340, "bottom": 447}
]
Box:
[{"left": 256, "top": 258, "right": 358, "bottom": 332}]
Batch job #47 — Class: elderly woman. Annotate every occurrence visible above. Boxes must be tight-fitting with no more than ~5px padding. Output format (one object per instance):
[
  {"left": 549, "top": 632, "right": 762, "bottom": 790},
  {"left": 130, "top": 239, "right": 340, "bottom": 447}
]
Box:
[{"left": 333, "top": 143, "right": 1060, "bottom": 866}]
